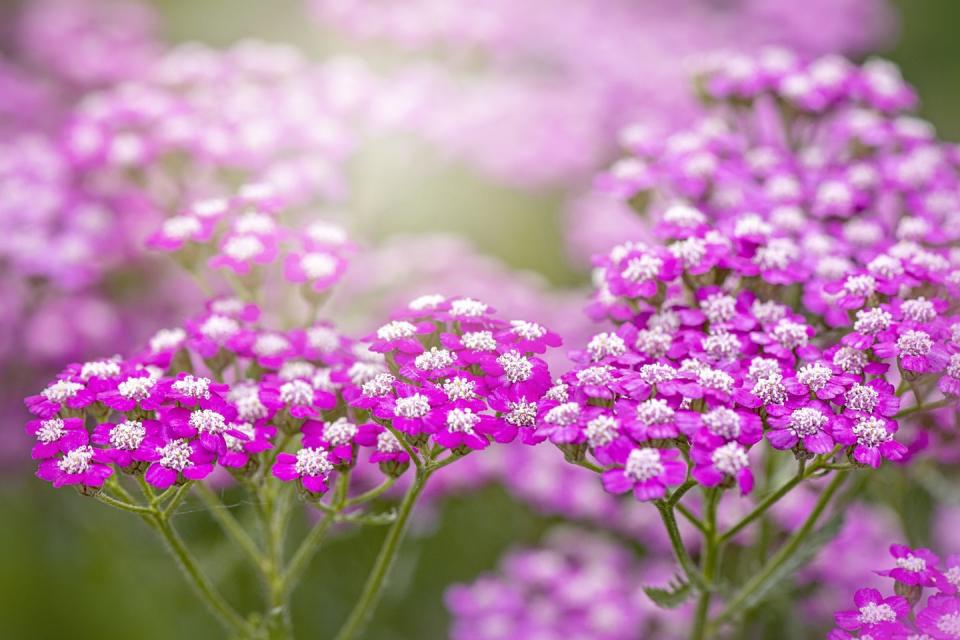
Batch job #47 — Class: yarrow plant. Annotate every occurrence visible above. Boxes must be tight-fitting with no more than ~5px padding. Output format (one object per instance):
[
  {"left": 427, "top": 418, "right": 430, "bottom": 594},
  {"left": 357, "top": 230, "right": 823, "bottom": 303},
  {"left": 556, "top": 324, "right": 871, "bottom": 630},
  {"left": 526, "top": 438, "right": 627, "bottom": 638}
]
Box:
[
  {"left": 830, "top": 543, "right": 960, "bottom": 639},
  {"left": 24, "top": 184, "right": 561, "bottom": 639},
  {"left": 504, "top": 50, "right": 960, "bottom": 639}
]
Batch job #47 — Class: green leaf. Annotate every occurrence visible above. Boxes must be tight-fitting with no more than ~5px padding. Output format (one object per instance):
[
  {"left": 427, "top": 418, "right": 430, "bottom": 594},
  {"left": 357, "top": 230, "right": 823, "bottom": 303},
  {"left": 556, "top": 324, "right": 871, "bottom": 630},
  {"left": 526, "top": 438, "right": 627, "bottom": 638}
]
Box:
[
  {"left": 739, "top": 512, "right": 845, "bottom": 611},
  {"left": 642, "top": 576, "right": 693, "bottom": 609}
]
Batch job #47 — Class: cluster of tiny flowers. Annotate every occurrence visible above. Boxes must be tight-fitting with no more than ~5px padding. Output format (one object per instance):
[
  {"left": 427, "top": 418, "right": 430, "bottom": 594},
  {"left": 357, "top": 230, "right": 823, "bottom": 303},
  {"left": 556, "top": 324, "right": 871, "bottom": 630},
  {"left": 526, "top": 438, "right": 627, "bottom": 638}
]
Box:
[
  {"left": 830, "top": 544, "right": 960, "bottom": 639},
  {"left": 24, "top": 295, "right": 367, "bottom": 493},
  {"left": 558, "top": 52, "right": 960, "bottom": 503},
  {"left": 446, "top": 527, "right": 689, "bottom": 640},
  {"left": 147, "top": 185, "right": 353, "bottom": 297},
  {"left": 352, "top": 295, "right": 561, "bottom": 458},
  {"left": 24, "top": 293, "right": 561, "bottom": 495}
]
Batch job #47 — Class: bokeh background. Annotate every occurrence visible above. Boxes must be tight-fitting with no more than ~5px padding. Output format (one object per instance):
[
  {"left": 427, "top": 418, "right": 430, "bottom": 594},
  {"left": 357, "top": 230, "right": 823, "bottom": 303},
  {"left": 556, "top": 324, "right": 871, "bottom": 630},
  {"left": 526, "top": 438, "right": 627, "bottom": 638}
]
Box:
[{"left": 3, "top": 1, "right": 960, "bottom": 638}]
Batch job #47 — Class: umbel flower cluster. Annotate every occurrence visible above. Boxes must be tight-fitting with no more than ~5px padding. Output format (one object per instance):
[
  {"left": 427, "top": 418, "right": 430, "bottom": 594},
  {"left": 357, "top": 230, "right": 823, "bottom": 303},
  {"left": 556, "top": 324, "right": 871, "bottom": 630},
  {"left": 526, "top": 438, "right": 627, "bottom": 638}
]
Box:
[
  {"left": 24, "top": 185, "right": 561, "bottom": 639},
  {"left": 19, "top": 40, "right": 960, "bottom": 640},
  {"left": 830, "top": 543, "right": 960, "bottom": 639},
  {"left": 506, "top": 52, "right": 960, "bottom": 638}
]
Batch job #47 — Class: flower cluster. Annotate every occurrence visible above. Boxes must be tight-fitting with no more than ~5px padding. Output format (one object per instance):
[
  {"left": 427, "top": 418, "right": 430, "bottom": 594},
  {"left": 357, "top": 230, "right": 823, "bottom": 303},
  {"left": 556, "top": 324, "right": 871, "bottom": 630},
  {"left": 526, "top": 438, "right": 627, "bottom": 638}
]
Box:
[
  {"left": 354, "top": 295, "right": 560, "bottom": 457},
  {"left": 446, "top": 527, "right": 688, "bottom": 640},
  {"left": 553, "top": 53, "right": 960, "bottom": 504},
  {"left": 147, "top": 185, "right": 353, "bottom": 298},
  {"left": 831, "top": 543, "right": 960, "bottom": 639}
]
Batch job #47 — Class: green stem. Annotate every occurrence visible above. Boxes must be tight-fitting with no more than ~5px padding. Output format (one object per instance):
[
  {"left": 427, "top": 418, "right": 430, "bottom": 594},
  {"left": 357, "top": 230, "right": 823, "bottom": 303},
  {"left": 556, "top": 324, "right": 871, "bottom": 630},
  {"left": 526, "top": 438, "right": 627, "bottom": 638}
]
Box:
[
  {"left": 690, "top": 489, "right": 720, "bottom": 640},
  {"left": 894, "top": 397, "right": 954, "bottom": 419},
  {"left": 344, "top": 477, "right": 397, "bottom": 507},
  {"left": 96, "top": 492, "right": 154, "bottom": 514},
  {"left": 720, "top": 472, "right": 803, "bottom": 544},
  {"left": 332, "top": 471, "right": 429, "bottom": 640},
  {"left": 281, "top": 473, "right": 350, "bottom": 597},
  {"left": 655, "top": 501, "right": 708, "bottom": 591},
  {"left": 150, "top": 513, "right": 252, "bottom": 636},
  {"left": 709, "top": 471, "right": 848, "bottom": 631},
  {"left": 194, "top": 483, "right": 265, "bottom": 575}
]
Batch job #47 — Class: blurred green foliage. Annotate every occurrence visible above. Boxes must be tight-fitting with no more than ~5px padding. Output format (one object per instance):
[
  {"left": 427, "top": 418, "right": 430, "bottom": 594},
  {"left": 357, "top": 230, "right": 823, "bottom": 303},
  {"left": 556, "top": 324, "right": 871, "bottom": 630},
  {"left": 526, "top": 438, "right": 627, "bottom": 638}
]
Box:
[{"left": 4, "top": 0, "right": 960, "bottom": 638}]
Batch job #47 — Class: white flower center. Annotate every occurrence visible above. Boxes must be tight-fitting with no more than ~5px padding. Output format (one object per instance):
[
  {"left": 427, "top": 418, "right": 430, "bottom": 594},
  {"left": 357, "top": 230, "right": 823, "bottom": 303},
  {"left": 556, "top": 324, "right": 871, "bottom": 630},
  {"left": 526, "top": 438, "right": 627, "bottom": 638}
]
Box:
[
  {"left": 80, "top": 360, "right": 121, "bottom": 380},
  {"left": 699, "top": 368, "right": 735, "bottom": 394},
  {"left": 844, "top": 274, "right": 877, "bottom": 298},
  {"left": 711, "top": 442, "right": 749, "bottom": 476},
  {"left": 748, "top": 358, "right": 780, "bottom": 382},
  {"left": 510, "top": 320, "right": 546, "bottom": 340},
  {"left": 414, "top": 348, "right": 456, "bottom": 371},
  {"left": 497, "top": 351, "right": 533, "bottom": 383},
  {"left": 225, "top": 422, "right": 255, "bottom": 451},
  {"left": 359, "top": 372, "right": 395, "bottom": 396},
  {"left": 158, "top": 439, "right": 192, "bottom": 471},
  {"left": 446, "top": 408, "right": 480, "bottom": 434},
  {"left": 937, "top": 613, "right": 960, "bottom": 637},
  {"left": 576, "top": 366, "right": 613, "bottom": 387},
  {"left": 587, "top": 332, "right": 626, "bottom": 361},
  {"left": 545, "top": 402, "right": 581, "bottom": 427},
  {"left": 376, "top": 431, "right": 402, "bottom": 453},
  {"left": 172, "top": 375, "right": 211, "bottom": 399},
  {"left": 833, "top": 347, "right": 868, "bottom": 374},
  {"left": 896, "top": 554, "right": 927, "bottom": 573},
  {"left": 200, "top": 315, "right": 240, "bottom": 341},
  {"left": 324, "top": 418, "right": 357, "bottom": 446},
  {"left": 300, "top": 252, "right": 338, "bottom": 279},
  {"left": 702, "top": 294, "right": 737, "bottom": 324},
  {"left": 636, "top": 399, "right": 675, "bottom": 426},
  {"left": 110, "top": 420, "right": 146, "bottom": 450},
  {"left": 703, "top": 331, "right": 740, "bottom": 360},
  {"left": 408, "top": 294, "right": 446, "bottom": 311},
  {"left": 897, "top": 330, "right": 933, "bottom": 357},
  {"left": 858, "top": 602, "right": 896, "bottom": 625},
  {"left": 118, "top": 376, "right": 156, "bottom": 400},
  {"left": 42, "top": 380, "right": 83, "bottom": 403},
  {"left": 624, "top": 448, "right": 664, "bottom": 482},
  {"left": 306, "top": 326, "right": 340, "bottom": 352},
  {"left": 376, "top": 321, "right": 417, "bottom": 341},
  {"left": 449, "top": 299, "right": 488, "bottom": 318},
  {"left": 585, "top": 415, "right": 618, "bottom": 447},
  {"left": 852, "top": 417, "right": 892, "bottom": 448},
  {"left": 461, "top": 331, "right": 497, "bottom": 351},
  {"left": 639, "top": 364, "right": 676, "bottom": 385},
  {"left": 253, "top": 333, "right": 290, "bottom": 357},
  {"left": 190, "top": 409, "right": 227, "bottom": 435},
  {"left": 544, "top": 383, "right": 569, "bottom": 402},
  {"left": 280, "top": 380, "right": 314, "bottom": 406},
  {"left": 845, "top": 385, "right": 879, "bottom": 413},
  {"left": 294, "top": 448, "right": 333, "bottom": 477},
  {"left": 58, "top": 446, "right": 94, "bottom": 475},
  {"left": 770, "top": 319, "right": 809, "bottom": 349},
  {"left": 442, "top": 377, "right": 476, "bottom": 401},
  {"left": 229, "top": 384, "right": 268, "bottom": 421},
  {"left": 36, "top": 419, "right": 65, "bottom": 443},
  {"left": 622, "top": 254, "right": 662, "bottom": 282},
  {"left": 150, "top": 328, "right": 186, "bottom": 352},
  {"left": 796, "top": 363, "right": 833, "bottom": 390},
  {"left": 788, "top": 407, "right": 828, "bottom": 437},
  {"left": 703, "top": 408, "right": 741, "bottom": 439},
  {"left": 505, "top": 400, "right": 537, "bottom": 427},
  {"left": 635, "top": 328, "right": 673, "bottom": 358},
  {"left": 279, "top": 361, "right": 316, "bottom": 381},
  {"left": 162, "top": 215, "right": 201, "bottom": 240},
  {"left": 395, "top": 394, "right": 431, "bottom": 418},
  {"left": 223, "top": 235, "right": 265, "bottom": 261}
]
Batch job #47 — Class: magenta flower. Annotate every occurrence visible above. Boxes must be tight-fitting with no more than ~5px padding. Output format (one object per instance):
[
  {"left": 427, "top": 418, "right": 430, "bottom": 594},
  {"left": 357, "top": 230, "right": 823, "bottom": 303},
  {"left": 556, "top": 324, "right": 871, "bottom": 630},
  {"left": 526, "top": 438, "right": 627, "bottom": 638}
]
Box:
[
  {"left": 690, "top": 436, "right": 754, "bottom": 494},
  {"left": 833, "top": 415, "right": 906, "bottom": 468},
  {"left": 209, "top": 233, "right": 278, "bottom": 275},
  {"left": 678, "top": 406, "right": 763, "bottom": 447},
  {"left": 602, "top": 446, "right": 685, "bottom": 501},
  {"left": 766, "top": 400, "right": 837, "bottom": 454},
  {"left": 283, "top": 250, "right": 347, "bottom": 293},
  {"left": 272, "top": 446, "right": 334, "bottom": 495},
  {"left": 497, "top": 320, "right": 563, "bottom": 354},
  {"left": 603, "top": 246, "right": 681, "bottom": 300},
  {"left": 368, "top": 320, "right": 433, "bottom": 354},
  {"left": 876, "top": 545, "right": 950, "bottom": 589},
  {"left": 25, "top": 378, "right": 95, "bottom": 418},
  {"left": 373, "top": 383, "right": 442, "bottom": 436},
  {"left": 26, "top": 417, "right": 87, "bottom": 459},
  {"left": 874, "top": 327, "right": 949, "bottom": 374},
  {"left": 426, "top": 402, "right": 495, "bottom": 451},
  {"left": 916, "top": 594, "right": 960, "bottom": 639},
  {"left": 301, "top": 418, "right": 375, "bottom": 464},
  {"left": 99, "top": 373, "right": 166, "bottom": 413},
  {"left": 219, "top": 421, "right": 275, "bottom": 468},
  {"left": 36, "top": 443, "right": 113, "bottom": 489},
  {"left": 91, "top": 419, "right": 163, "bottom": 468},
  {"left": 832, "top": 588, "right": 910, "bottom": 634},
  {"left": 144, "top": 438, "right": 216, "bottom": 489}
]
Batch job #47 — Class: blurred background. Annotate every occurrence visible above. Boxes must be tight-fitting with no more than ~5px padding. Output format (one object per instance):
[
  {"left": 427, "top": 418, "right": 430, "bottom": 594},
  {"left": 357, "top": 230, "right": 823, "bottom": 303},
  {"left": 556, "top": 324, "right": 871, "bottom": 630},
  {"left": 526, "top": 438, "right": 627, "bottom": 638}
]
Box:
[{"left": 2, "top": 0, "right": 960, "bottom": 638}]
